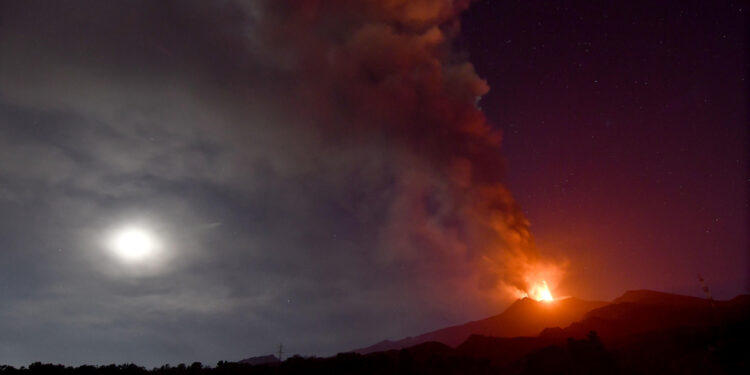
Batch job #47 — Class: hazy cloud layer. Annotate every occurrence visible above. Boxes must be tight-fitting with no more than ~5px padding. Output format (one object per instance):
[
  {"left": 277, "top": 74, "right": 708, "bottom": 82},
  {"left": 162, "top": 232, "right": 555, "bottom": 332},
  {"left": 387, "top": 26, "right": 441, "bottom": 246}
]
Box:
[{"left": 0, "top": 0, "right": 552, "bottom": 366}]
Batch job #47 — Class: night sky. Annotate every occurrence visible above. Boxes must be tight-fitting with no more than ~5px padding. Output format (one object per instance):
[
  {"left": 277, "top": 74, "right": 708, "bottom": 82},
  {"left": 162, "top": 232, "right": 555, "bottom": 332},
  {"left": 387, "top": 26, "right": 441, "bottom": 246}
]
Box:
[
  {"left": 0, "top": 0, "right": 747, "bottom": 368},
  {"left": 460, "top": 0, "right": 747, "bottom": 302}
]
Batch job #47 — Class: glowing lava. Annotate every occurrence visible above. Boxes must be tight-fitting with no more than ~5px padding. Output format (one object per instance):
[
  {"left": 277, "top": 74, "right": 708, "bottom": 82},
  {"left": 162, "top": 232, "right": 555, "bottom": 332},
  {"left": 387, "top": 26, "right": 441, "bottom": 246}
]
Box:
[
  {"left": 497, "top": 257, "right": 565, "bottom": 302},
  {"left": 519, "top": 280, "right": 554, "bottom": 302},
  {"left": 531, "top": 280, "right": 554, "bottom": 302}
]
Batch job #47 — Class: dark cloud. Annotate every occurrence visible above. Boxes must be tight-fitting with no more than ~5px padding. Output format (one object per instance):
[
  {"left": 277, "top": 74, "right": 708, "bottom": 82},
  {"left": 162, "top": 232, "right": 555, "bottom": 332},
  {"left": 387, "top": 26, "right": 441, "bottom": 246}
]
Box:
[{"left": 0, "top": 0, "right": 557, "bottom": 366}]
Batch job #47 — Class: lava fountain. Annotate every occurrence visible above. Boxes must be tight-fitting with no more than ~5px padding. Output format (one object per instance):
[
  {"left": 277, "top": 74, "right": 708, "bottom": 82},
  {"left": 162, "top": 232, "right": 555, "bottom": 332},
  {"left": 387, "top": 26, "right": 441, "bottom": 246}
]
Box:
[
  {"left": 503, "top": 258, "right": 566, "bottom": 302},
  {"left": 525, "top": 280, "right": 554, "bottom": 302}
]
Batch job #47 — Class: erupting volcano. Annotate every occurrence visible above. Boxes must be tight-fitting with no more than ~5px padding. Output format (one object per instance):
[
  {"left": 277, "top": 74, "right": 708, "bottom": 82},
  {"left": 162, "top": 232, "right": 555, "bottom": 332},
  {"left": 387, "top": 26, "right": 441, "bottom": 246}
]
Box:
[
  {"left": 525, "top": 280, "right": 554, "bottom": 302},
  {"left": 0, "top": 0, "right": 745, "bottom": 369}
]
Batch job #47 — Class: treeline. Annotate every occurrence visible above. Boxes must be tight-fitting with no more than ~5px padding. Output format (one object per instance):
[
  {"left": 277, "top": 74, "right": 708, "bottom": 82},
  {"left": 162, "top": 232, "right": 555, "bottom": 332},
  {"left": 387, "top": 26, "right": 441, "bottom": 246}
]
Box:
[{"left": 0, "top": 356, "right": 507, "bottom": 375}]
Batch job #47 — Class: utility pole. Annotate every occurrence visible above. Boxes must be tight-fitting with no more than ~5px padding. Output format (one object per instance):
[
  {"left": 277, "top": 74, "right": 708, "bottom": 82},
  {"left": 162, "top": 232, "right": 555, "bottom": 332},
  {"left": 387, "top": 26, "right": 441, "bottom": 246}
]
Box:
[{"left": 277, "top": 344, "right": 284, "bottom": 362}]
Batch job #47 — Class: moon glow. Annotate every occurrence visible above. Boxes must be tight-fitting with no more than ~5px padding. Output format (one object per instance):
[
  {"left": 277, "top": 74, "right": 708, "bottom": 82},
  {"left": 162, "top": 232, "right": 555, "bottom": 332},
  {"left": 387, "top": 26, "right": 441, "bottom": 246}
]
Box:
[{"left": 109, "top": 227, "right": 160, "bottom": 263}]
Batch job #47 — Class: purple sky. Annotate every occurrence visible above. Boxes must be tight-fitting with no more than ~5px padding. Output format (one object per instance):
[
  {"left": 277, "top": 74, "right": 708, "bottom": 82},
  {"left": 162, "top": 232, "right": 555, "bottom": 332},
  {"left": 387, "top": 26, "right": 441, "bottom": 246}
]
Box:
[{"left": 460, "top": 0, "right": 747, "bottom": 300}]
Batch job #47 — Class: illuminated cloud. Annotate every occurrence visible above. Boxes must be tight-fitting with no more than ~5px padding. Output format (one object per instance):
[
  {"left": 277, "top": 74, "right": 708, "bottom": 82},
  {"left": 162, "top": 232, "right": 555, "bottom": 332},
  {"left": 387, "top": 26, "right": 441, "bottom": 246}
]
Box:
[{"left": 0, "top": 0, "right": 559, "bottom": 366}]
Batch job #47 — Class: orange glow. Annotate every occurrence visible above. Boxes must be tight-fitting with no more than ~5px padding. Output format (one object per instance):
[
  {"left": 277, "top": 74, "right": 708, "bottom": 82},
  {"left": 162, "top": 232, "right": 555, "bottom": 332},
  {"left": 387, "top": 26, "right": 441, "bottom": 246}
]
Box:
[
  {"left": 484, "top": 247, "right": 566, "bottom": 304},
  {"left": 527, "top": 280, "right": 554, "bottom": 302},
  {"left": 513, "top": 280, "right": 555, "bottom": 302},
  {"left": 502, "top": 259, "right": 565, "bottom": 302}
]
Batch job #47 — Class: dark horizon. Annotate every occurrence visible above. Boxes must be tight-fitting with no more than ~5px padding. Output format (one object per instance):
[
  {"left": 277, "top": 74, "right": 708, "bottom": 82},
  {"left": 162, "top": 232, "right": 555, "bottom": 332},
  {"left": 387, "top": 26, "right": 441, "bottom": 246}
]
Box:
[
  {"left": 0, "top": 0, "right": 746, "bottom": 368},
  {"left": 0, "top": 289, "right": 747, "bottom": 368},
  {"left": 1, "top": 288, "right": 748, "bottom": 373}
]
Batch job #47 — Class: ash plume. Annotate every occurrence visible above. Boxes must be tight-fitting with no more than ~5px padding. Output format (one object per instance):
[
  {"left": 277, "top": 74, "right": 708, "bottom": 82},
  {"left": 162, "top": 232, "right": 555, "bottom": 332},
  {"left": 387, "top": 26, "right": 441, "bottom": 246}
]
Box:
[
  {"left": 0, "top": 0, "right": 561, "bottom": 362},
  {"left": 247, "top": 0, "right": 558, "bottom": 303}
]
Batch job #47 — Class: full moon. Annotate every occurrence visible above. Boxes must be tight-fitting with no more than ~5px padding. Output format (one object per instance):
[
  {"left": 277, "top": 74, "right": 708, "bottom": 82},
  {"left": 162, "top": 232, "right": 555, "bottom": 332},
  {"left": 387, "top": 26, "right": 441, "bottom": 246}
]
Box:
[{"left": 109, "top": 227, "right": 159, "bottom": 262}]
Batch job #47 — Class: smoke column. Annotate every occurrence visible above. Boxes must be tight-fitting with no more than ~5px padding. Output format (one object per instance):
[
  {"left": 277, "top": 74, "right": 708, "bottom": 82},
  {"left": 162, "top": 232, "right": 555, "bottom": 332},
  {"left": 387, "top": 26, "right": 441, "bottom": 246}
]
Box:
[
  {"left": 0, "top": 0, "right": 564, "bottom": 332},
  {"left": 249, "top": 0, "right": 563, "bottom": 303}
]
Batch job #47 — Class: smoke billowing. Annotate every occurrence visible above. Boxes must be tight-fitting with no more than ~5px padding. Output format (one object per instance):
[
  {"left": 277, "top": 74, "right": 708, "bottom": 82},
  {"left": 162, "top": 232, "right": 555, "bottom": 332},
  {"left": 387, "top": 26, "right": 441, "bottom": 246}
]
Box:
[
  {"left": 245, "top": 0, "right": 560, "bottom": 299},
  {"left": 0, "top": 0, "right": 560, "bottom": 365}
]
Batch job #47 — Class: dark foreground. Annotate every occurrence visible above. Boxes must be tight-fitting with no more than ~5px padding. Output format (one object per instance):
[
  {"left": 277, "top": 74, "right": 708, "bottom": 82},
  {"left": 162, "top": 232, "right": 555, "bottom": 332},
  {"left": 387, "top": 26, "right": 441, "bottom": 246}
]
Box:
[
  {"left": 3, "top": 292, "right": 749, "bottom": 375},
  {"left": 2, "top": 322, "right": 748, "bottom": 375}
]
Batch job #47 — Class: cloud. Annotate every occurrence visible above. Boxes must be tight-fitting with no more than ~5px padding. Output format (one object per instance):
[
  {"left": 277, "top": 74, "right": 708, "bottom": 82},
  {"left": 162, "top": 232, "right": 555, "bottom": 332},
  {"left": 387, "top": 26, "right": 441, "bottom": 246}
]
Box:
[{"left": 0, "top": 0, "right": 554, "bottom": 366}]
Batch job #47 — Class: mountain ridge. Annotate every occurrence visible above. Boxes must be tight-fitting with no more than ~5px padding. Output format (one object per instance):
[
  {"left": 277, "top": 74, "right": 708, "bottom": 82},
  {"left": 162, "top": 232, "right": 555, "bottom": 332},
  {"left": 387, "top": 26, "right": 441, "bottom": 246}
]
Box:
[
  {"left": 353, "top": 289, "right": 750, "bottom": 355},
  {"left": 346, "top": 290, "right": 750, "bottom": 370},
  {"left": 354, "top": 295, "right": 607, "bottom": 353}
]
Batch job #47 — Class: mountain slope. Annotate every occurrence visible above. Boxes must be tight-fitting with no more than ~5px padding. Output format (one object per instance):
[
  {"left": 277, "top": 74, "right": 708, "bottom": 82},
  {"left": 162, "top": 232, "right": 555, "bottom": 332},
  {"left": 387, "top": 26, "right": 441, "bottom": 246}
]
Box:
[
  {"left": 439, "top": 291, "right": 750, "bottom": 368},
  {"left": 355, "top": 297, "right": 607, "bottom": 353},
  {"left": 612, "top": 289, "right": 712, "bottom": 306},
  {"left": 540, "top": 290, "right": 750, "bottom": 345}
]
